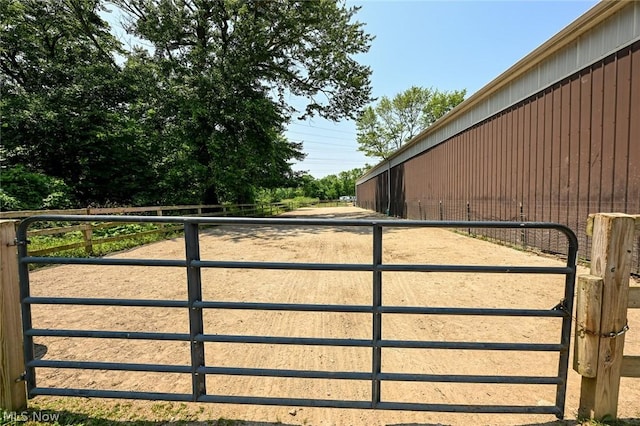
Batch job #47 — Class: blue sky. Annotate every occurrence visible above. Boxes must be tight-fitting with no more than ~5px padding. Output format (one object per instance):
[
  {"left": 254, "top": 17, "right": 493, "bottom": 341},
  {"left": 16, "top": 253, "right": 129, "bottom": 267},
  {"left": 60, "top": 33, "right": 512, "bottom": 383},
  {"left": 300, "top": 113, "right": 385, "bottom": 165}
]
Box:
[{"left": 289, "top": 0, "right": 600, "bottom": 178}]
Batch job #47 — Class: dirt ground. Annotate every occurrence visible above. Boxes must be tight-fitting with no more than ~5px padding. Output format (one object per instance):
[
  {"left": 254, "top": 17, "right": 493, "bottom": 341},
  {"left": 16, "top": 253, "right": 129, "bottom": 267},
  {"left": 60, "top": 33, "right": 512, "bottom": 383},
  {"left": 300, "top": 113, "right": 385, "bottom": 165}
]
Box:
[{"left": 27, "top": 207, "right": 640, "bottom": 425}]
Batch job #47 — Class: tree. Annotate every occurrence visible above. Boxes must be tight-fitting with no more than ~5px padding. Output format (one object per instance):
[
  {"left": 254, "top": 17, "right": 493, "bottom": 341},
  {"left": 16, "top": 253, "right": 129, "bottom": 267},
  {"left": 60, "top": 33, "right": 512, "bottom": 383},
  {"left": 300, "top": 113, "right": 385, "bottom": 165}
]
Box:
[
  {"left": 113, "top": 0, "right": 373, "bottom": 203},
  {"left": 0, "top": 0, "right": 158, "bottom": 205},
  {"left": 1, "top": 0, "right": 373, "bottom": 207},
  {"left": 356, "top": 86, "right": 466, "bottom": 160}
]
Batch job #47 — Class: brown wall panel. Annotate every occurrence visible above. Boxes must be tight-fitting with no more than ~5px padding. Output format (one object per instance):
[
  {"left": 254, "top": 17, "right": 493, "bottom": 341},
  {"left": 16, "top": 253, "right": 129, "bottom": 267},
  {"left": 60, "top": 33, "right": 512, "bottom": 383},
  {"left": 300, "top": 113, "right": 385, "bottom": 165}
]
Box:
[
  {"left": 356, "top": 41, "right": 639, "bottom": 268},
  {"left": 590, "top": 63, "right": 604, "bottom": 214},
  {"left": 601, "top": 55, "right": 617, "bottom": 210},
  {"left": 568, "top": 76, "right": 581, "bottom": 244},
  {"left": 629, "top": 44, "right": 640, "bottom": 214},
  {"left": 614, "top": 51, "right": 631, "bottom": 210}
]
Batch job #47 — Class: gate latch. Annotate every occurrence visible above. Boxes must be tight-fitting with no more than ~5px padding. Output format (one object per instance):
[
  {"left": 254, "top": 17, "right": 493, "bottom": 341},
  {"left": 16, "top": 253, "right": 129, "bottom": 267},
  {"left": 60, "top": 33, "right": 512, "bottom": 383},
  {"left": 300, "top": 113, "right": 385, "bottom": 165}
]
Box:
[{"left": 603, "top": 323, "right": 629, "bottom": 339}]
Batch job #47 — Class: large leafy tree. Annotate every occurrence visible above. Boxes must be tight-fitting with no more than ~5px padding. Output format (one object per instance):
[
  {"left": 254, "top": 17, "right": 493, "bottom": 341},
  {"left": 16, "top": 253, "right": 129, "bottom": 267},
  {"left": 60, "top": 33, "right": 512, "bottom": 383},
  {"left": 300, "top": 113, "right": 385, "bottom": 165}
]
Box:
[
  {"left": 114, "top": 0, "right": 373, "bottom": 203},
  {"left": 1, "top": 0, "right": 373, "bottom": 208},
  {"left": 1, "top": 0, "right": 158, "bottom": 205},
  {"left": 356, "top": 86, "right": 466, "bottom": 160}
]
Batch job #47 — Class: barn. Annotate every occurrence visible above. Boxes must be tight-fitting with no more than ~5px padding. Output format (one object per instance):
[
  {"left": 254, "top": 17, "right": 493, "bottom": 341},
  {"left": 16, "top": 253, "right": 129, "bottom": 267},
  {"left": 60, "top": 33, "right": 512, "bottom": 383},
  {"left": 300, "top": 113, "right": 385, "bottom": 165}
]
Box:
[{"left": 355, "top": 1, "right": 640, "bottom": 272}]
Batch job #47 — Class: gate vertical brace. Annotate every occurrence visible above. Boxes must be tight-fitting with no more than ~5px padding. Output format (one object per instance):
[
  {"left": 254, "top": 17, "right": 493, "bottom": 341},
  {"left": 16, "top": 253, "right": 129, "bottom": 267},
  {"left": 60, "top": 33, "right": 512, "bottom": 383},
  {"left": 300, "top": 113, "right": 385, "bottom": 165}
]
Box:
[
  {"left": 554, "top": 230, "right": 579, "bottom": 419},
  {"left": 16, "top": 222, "right": 36, "bottom": 397},
  {"left": 371, "top": 224, "right": 383, "bottom": 408},
  {"left": 185, "top": 222, "right": 206, "bottom": 401}
]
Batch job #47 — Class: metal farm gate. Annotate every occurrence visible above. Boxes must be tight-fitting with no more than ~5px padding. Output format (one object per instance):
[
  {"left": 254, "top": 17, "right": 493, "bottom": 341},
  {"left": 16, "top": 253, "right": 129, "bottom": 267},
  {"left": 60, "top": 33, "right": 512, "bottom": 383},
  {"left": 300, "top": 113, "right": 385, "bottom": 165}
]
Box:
[{"left": 16, "top": 216, "right": 578, "bottom": 419}]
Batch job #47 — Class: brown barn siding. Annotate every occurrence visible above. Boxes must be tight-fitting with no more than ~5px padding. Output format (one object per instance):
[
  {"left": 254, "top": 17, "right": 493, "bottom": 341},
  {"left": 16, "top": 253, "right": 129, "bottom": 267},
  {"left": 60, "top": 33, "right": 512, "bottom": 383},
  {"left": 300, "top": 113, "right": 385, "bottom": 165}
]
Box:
[{"left": 356, "top": 41, "right": 640, "bottom": 271}]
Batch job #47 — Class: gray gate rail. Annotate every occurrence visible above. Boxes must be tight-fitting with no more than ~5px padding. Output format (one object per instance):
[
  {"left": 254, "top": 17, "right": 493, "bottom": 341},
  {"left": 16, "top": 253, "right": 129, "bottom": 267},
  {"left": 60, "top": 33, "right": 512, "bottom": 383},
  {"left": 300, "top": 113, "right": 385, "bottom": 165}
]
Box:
[{"left": 16, "top": 216, "right": 578, "bottom": 419}]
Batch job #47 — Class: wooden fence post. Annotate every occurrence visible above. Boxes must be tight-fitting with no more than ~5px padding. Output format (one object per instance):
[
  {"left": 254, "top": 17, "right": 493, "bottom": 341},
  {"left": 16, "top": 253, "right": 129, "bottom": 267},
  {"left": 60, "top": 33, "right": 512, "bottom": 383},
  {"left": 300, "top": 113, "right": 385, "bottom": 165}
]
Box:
[
  {"left": 81, "top": 207, "right": 93, "bottom": 254},
  {"left": 0, "top": 220, "right": 27, "bottom": 411},
  {"left": 578, "top": 213, "right": 635, "bottom": 420}
]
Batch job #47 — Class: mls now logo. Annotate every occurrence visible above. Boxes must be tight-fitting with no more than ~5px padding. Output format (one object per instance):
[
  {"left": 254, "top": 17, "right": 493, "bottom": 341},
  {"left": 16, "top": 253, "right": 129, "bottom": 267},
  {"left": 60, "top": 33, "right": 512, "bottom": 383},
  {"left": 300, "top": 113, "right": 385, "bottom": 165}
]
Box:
[{"left": 2, "top": 410, "right": 60, "bottom": 423}]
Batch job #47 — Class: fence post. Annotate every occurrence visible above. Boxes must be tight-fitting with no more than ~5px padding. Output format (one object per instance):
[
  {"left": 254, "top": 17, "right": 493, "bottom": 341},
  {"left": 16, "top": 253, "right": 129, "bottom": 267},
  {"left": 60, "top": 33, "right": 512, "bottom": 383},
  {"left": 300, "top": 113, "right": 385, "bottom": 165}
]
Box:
[
  {"left": 578, "top": 213, "right": 635, "bottom": 420},
  {"left": 81, "top": 208, "right": 93, "bottom": 254},
  {"left": 439, "top": 201, "right": 443, "bottom": 221},
  {"left": 0, "top": 220, "right": 26, "bottom": 411}
]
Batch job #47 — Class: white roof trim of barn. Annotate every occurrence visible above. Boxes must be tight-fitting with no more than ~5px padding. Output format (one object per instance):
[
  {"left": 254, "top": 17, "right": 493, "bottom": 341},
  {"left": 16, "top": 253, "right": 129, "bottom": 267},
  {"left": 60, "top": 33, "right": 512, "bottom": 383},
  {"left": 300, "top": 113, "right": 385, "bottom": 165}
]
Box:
[{"left": 356, "top": 0, "right": 640, "bottom": 186}]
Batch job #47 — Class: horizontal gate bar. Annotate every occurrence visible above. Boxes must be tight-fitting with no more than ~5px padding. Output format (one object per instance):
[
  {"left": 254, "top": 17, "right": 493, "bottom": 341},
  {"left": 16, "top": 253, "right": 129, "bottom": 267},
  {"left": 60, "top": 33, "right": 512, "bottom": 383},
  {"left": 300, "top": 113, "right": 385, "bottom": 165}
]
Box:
[
  {"left": 377, "top": 372, "right": 561, "bottom": 384},
  {"left": 195, "top": 302, "right": 566, "bottom": 317},
  {"left": 30, "top": 387, "right": 192, "bottom": 402},
  {"left": 378, "top": 264, "right": 572, "bottom": 274},
  {"left": 199, "top": 395, "right": 560, "bottom": 415},
  {"left": 26, "top": 328, "right": 565, "bottom": 351},
  {"left": 196, "top": 301, "right": 371, "bottom": 312},
  {"left": 28, "top": 360, "right": 191, "bottom": 374},
  {"left": 23, "top": 297, "right": 568, "bottom": 318},
  {"left": 21, "top": 256, "right": 570, "bottom": 274},
  {"left": 199, "top": 395, "right": 366, "bottom": 409},
  {"left": 26, "top": 360, "right": 563, "bottom": 386},
  {"left": 22, "top": 256, "right": 186, "bottom": 267},
  {"left": 193, "top": 260, "right": 570, "bottom": 274},
  {"left": 16, "top": 214, "right": 579, "bottom": 233},
  {"left": 198, "top": 366, "right": 371, "bottom": 380},
  {"left": 197, "top": 334, "right": 564, "bottom": 351},
  {"left": 196, "top": 334, "right": 372, "bottom": 347},
  {"left": 29, "top": 387, "right": 561, "bottom": 414},
  {"left": 193, "top": 260, "right": 372, "bottom": 271},
  {"left": 26, "top": 329, "right": 190, "bottom": 341},
  {"left": 198, "top": 367, "right": 560, "bottom": 385},
  {"left": 380, "top": 340, "right": 565, "bottom": 351},
  {"left": 373, "top": 402, "right": 560, "bottom": 415},
  {"left": 25, "top": 297, "right": 189, "bottom": 308},
  {"left": 380, "top": 306, "right": 566, "bottom": 317}
]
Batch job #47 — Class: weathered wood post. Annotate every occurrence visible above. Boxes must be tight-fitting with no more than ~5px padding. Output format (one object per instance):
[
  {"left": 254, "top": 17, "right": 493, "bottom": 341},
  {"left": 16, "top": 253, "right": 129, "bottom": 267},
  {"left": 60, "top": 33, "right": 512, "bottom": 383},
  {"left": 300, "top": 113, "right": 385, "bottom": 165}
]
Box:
[
  {"left": 0, "top": 220, "right": 26, "bottom": 411},
  {"left": 577, "top": 213, "right": 635, "bottom": 420},
  {"left": 81, "top": 207, "right": 93, "bottom": 254}
]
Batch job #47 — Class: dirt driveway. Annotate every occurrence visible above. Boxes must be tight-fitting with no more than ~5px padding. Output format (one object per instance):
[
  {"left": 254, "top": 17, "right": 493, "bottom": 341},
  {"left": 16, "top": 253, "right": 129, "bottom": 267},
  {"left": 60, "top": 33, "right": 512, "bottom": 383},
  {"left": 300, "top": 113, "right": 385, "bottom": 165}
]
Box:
[{"left": 27, "top": 207, "right": 640, "bottom": 425}]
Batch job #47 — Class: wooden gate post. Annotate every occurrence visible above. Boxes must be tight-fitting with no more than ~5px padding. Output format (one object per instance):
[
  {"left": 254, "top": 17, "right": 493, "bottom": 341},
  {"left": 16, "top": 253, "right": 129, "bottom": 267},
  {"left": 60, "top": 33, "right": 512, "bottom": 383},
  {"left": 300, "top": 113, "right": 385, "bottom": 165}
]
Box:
[
  {"left": 578, "top": 213, "right": 635, "bottom": 420},
  {"left": 0, "top": 220, "right": 26, "bottom": 411}
]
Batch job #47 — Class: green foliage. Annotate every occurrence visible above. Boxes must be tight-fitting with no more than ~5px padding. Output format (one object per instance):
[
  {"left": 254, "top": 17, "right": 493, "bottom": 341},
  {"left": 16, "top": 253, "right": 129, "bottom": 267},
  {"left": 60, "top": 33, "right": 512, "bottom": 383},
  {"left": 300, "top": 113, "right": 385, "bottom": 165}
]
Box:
[
  {"left": 0, "top": 190, "right": 22, "bottom": 210},
  {"left": 1, "top": 0, "right": 373, "bottom": 207},
  {"left": 111, "top": 0, "right": 372, "bottom": 204},
  {"left": 0, "top": 165, "right": 75, "bottom": 210},
  {"left": 357, "top": 86, "right": 466, "bottom": 160},
  {"left": 1, "top": 0, "right": 160, "bottom": 206},
  {"left": 261, "top": 167, "right": 368, "bottom": 202}
]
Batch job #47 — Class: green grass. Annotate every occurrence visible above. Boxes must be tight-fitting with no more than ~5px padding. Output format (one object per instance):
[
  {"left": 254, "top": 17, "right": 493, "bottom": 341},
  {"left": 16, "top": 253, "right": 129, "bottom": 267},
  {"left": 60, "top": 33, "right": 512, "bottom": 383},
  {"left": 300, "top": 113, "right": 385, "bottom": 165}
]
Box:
[
  {"left": 6, "top": 398, "right": 638, "bottom": 426},
  {"left": 24, "top": 204, "right": 291, "bottom": 262},
  {"left": 27, "top": 223, "right": 183, "bottom": 263},
  {"left": 3, "top": 399, "right": 246, "bottom": 425}
]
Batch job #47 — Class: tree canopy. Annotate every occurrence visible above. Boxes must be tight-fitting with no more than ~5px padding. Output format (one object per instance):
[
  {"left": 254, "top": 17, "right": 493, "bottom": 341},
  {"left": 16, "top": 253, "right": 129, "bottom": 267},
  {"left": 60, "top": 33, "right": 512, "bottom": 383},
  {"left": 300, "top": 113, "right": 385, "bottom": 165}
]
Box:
[
  {"left": 356, "top": 86, "right": 466, "bottom": 160},
  {"left": 1, "top": 0, "right": 373, "bottom": 209}
]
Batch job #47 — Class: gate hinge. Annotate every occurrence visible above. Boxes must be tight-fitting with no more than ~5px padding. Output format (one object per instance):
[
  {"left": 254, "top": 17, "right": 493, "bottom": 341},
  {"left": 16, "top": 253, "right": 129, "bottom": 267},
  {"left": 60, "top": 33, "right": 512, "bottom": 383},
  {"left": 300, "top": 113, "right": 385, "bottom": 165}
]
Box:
[
  {"left": 15, "top": 372, "right": 26, "bottom": 383},
  {"left": 12, "top": 238, "right": 30, "bottom": 246}
]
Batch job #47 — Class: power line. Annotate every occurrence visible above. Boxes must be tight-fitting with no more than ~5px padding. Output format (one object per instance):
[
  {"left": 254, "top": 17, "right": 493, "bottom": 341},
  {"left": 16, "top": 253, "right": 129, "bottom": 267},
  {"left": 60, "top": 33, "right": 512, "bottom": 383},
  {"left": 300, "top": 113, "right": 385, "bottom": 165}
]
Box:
[
  {"left": 295, "top": 157, "right": 366, "bottom": 161},
  {"left": 290, "top": 139, "right": 357, "bottom": 148},
  {"left": 287, "top": 130, "right": 354, "bottom": 141},
  {"left": 289, "top": 122, "right": 356, "bottom": 135}
]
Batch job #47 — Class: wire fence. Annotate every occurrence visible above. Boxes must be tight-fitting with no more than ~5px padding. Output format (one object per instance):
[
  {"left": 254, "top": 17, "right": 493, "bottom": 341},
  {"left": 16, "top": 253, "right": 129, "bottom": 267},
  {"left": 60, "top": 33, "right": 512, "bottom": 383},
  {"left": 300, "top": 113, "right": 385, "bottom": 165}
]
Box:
[{"left": 357, "top": 198, "right": 640, "bottom": 276}]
